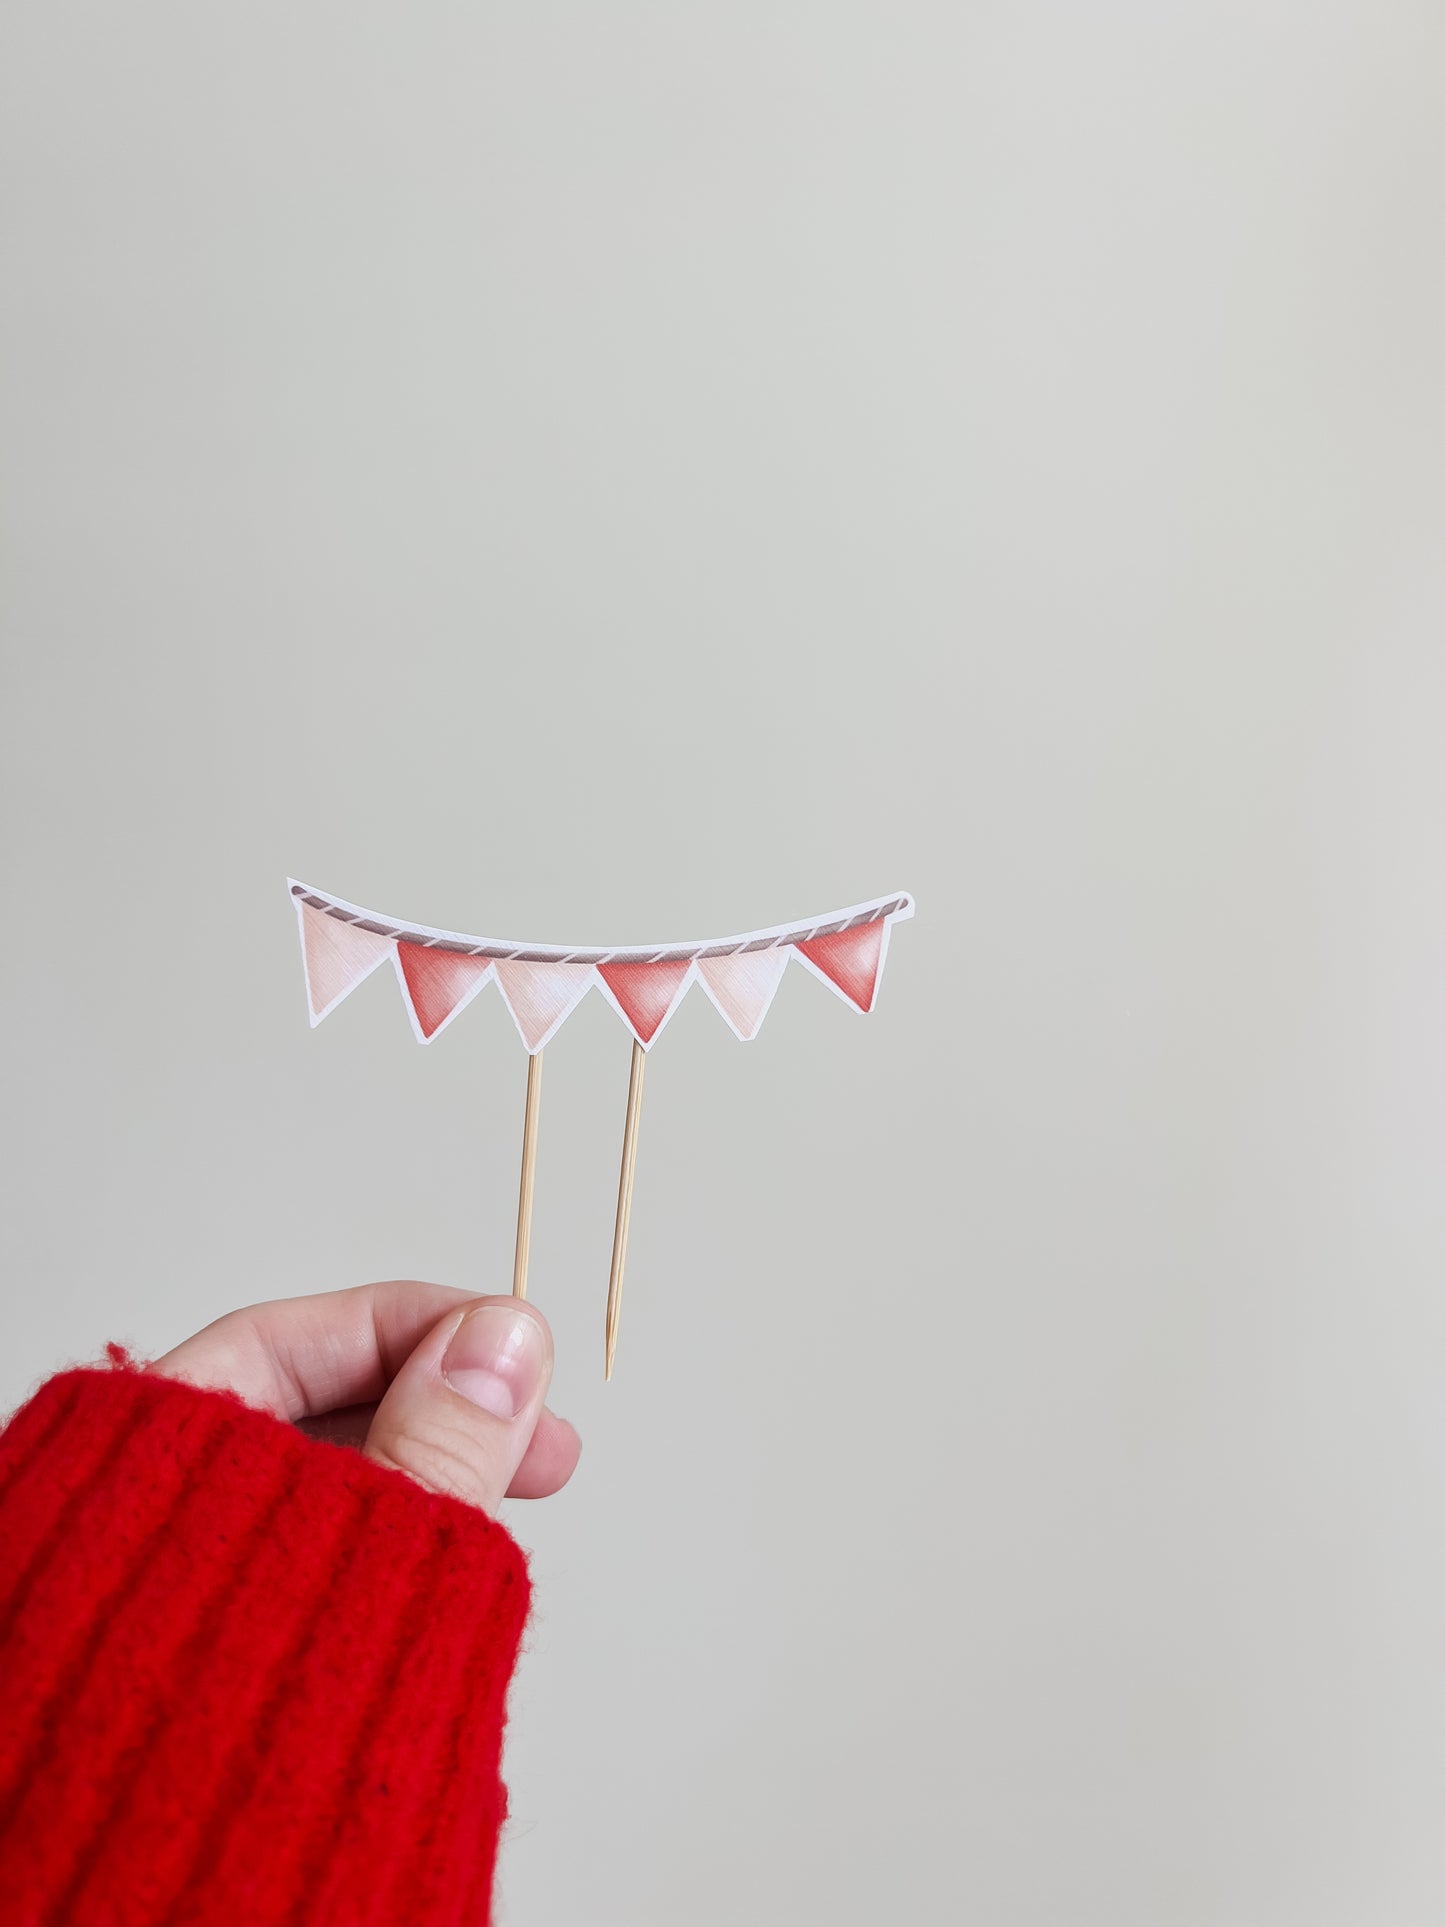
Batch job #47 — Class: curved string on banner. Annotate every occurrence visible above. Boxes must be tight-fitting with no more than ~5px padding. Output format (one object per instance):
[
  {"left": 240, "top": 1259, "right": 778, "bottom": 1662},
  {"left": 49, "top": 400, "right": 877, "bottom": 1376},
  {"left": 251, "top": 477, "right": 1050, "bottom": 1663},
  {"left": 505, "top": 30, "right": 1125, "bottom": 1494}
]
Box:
[{"left": 289, "top": 879, "right": 915, "bottom": 1052}]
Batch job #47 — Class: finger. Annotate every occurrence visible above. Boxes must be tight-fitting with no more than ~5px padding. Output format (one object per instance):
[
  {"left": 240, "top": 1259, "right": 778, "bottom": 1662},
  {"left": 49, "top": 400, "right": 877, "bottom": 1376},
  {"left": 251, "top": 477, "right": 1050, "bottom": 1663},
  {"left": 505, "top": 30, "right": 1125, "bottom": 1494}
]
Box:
[
  {"left": 156, "top": 1282, "right": 581, "bottom": 1502},
  {"left": 298, "top": 1401, "right": 582, "bottom": 1499},
  {"left": 505, "top": 1409, "right": 583, "bottom": 1499},
  {"left": 151, "top": 1281, "right": 477, "bottom": 1421},
  {"left": 364, "top": 1296, "right": 554, "bottom": 1513},
  {"left": 295, "top": 1403, "right": 378, "bottom": 1448}
]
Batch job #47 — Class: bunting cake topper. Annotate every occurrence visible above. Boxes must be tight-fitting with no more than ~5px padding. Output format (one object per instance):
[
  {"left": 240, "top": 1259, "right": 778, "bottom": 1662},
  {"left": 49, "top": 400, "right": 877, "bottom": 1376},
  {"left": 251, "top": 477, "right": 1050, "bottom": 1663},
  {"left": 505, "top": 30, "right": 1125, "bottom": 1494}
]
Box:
[{"left": 290, "top": 879, "right": 915, "bottom": 1375}]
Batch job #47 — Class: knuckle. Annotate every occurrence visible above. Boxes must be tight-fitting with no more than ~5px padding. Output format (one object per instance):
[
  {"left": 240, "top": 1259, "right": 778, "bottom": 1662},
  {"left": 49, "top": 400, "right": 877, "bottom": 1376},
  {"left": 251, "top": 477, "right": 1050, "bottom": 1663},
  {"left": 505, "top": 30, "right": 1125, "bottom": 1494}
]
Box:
[{"left": 370, "top": 1413, "right": 495, "bottom": 1508}]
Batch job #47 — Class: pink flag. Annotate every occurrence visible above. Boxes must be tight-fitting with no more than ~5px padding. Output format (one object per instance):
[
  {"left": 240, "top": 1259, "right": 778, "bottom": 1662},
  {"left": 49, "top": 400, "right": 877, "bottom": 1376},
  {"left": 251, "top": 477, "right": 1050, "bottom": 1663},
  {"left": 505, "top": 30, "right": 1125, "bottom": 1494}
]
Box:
[
  {"left": 794, "top": 921, "right": 887, "bottom": 1013},
  {"left": 494, "top": 959, "right": 595, "bottom": 1054},
  {"left": 696, "top": 949, "right": 789, "bottom": 1041},
  {"left": 394, "top": 943, "right": 493, "bottom": 1042},
  {"left": 597, "top": 959, "right": 693, "bottom": 1047},
  {"left": 297, "top": 902, "right": 394, "bottom": 1025}
]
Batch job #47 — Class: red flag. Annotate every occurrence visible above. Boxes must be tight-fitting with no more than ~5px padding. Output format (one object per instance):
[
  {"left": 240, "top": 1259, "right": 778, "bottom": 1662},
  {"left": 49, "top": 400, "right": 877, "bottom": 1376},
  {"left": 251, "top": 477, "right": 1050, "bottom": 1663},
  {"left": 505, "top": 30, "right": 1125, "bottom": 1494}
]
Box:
[
  {"left": 597, "top": 959, "right": 693, "bottom": 1047},
  {"left": 794, "top": 921, "right": 886, "bottom": 1013},
  {"left": 395, "top": 943, "right": 493, "bottom": 1042}
]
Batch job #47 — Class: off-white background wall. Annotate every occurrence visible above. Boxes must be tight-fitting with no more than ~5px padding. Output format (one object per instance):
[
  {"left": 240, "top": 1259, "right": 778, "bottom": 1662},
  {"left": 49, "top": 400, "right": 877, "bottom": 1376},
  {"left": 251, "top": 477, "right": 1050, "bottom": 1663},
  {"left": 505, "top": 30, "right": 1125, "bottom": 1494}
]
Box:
[{"left": 4, "top": 6, "right": 1444, "bottom": 1922}]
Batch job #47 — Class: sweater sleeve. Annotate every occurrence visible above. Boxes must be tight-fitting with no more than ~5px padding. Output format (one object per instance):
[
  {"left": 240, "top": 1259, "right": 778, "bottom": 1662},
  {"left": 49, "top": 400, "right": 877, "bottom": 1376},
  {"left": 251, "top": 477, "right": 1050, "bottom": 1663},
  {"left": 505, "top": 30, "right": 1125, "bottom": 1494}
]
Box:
[{"left": 0, "top": 1356, "right": 531, "bottom": 1927}]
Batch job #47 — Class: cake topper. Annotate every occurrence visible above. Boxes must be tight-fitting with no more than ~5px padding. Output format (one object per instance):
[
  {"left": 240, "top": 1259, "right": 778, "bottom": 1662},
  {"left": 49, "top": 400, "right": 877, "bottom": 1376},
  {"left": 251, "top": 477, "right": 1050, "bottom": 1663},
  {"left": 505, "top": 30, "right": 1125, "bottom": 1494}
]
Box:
[{"left": 290, "top": 879, "right": 915, "bottom": 1376}]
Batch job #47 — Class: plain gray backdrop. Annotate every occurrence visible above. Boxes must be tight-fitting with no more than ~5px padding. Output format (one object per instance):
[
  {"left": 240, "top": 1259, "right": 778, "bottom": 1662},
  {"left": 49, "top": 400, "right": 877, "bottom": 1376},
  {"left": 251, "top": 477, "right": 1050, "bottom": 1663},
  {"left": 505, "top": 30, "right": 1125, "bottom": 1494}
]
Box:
[{"left": 3, "top": 5, "right": 1444, "bottom": 1923}]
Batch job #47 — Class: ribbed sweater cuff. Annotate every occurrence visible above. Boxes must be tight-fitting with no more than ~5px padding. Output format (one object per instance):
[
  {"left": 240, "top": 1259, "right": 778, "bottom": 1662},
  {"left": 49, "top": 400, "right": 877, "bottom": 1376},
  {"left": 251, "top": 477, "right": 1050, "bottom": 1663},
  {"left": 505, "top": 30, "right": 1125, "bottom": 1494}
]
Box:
[{"left": 0, "top": 1357, "right": 531, "bottom": 1927}]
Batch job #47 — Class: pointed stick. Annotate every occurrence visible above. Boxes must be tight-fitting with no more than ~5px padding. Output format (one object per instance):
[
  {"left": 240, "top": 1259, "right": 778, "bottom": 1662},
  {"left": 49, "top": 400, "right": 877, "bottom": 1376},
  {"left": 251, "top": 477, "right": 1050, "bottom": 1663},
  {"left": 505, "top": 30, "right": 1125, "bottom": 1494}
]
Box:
[
  {"left": 605, "top": 1039, "right": 647, "bottom": 1379},
  {"left": 512, "top": 1050, "right": 544, "bottom": 1299}
]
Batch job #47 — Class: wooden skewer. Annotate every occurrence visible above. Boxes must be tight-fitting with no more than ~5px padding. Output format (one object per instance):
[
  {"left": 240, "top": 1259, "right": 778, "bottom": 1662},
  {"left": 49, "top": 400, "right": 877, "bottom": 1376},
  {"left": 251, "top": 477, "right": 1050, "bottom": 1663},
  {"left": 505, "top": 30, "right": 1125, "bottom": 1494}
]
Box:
[
  {"left": 605, "top": 1039, "right": 647, "bottom": 1380},
  {"left": 512, "top": 1050, "right": 544, "bottom": 1299}
]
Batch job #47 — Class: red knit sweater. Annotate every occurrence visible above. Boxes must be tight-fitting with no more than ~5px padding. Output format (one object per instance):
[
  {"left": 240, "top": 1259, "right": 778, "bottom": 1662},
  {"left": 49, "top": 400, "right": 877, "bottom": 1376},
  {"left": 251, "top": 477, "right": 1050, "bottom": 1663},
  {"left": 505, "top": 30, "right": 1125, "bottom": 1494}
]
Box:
[{"left": 0, "top": 1355, "right": 531, "bottom": 1926}]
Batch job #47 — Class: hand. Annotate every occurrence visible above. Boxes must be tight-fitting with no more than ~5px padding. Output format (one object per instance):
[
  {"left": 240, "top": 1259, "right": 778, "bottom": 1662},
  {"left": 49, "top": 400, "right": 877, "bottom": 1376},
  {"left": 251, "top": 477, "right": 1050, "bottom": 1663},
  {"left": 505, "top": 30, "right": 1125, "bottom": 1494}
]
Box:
[{"left": 152, "top": 1281, "right": 581, "bottom": 1515}]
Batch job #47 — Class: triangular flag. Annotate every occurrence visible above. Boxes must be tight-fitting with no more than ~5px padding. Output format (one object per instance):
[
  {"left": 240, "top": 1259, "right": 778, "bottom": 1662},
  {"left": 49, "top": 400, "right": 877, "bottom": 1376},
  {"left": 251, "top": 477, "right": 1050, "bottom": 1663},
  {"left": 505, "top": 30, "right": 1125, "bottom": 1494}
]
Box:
[
  {"left": 494, "top": 959, "right": 595, "bottom": 1054},
  {"left": 793, "top": 920, "right": 887, "bottom": 1013},
  {"left": 394, "top": 942, "right": 493, "bottom": 1043},
  {"left": 696, "top": 949, "right": 789, "bottom": 1041},
  {"left": 597, "top": 958, "right": 693, "bottom": 1047},
  {"left": 297, "top": 901, "right": 394, "bottom": 1025}
]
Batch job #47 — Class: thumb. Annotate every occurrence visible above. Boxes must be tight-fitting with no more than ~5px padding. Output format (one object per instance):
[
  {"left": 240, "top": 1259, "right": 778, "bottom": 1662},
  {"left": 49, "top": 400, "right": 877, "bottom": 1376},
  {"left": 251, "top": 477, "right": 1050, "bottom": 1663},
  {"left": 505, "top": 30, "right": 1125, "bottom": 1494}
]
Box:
[{"left": 364, "top": 1296, "right": 553, "bottom": 1514}]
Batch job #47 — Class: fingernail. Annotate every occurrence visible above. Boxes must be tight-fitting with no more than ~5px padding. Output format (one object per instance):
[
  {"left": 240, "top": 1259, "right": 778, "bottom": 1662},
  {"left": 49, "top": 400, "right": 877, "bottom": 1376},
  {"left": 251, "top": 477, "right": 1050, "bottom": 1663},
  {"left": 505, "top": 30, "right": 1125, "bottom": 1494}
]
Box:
[{"left": 443, "top": 1304, "right": 546, "bottom": 1420}]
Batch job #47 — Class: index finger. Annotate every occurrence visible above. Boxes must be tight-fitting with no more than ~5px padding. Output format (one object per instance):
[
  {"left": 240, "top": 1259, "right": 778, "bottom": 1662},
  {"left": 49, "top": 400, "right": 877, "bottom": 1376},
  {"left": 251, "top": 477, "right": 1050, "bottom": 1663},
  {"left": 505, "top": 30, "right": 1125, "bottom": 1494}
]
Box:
[{"left": 151, "top": 1280, "right": 478, "bottom": 1421}]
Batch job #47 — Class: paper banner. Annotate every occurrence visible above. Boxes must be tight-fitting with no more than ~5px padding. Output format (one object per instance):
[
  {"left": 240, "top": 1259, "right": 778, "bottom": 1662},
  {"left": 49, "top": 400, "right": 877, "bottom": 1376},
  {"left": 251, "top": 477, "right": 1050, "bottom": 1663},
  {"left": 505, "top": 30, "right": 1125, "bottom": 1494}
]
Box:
[
  {"left": 394, "top": 942, "right": 494, "bottom": 1043},
  {"left": 696, "top": 949, "right": 790, "bottom": 1042},
  {"left": 297, "top": 900, "right": 395, "bottom": 1025},
  {"left": 793, "top": 920, "right": 888, "bottom": 1014},
  {"left": 494, "top": 959, "right": 595, "bottom": 1054},
  {"left": 597, "top": 959, "right": 694, "bottom": 1048},
  {"left": 290, "top": 880, "right": 913, "bottom": 1050}
]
